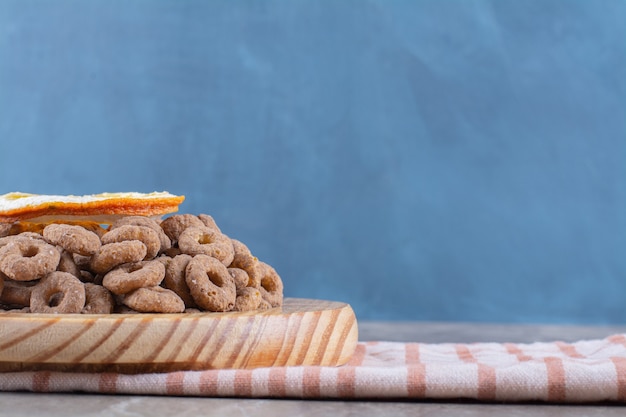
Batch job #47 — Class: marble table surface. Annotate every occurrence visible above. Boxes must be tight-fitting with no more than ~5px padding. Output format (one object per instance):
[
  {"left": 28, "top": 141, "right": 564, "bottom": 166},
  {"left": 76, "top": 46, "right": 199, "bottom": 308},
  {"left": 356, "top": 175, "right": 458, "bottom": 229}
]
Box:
[{"left": 2, "top": 320, "right": 626, "bottom": 417}]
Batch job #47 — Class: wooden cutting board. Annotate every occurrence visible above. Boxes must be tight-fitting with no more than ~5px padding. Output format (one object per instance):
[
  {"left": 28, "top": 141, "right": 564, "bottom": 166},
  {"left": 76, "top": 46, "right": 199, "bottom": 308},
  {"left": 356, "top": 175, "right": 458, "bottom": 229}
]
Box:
[{"left": 0, "top": 298, "right": 358, "bottom": 373}]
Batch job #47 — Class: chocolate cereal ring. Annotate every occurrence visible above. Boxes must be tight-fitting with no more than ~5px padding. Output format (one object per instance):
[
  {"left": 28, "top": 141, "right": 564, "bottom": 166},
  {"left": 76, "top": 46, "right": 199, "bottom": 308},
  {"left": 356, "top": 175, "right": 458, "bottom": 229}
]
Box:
[
  {"left": 30, "top": 271, "right": 86, "bottom": 314},
  {"left": 0, "top": 236, "right": 61, "bottom": 281},
  {"left": 185, "top": 254, "right": 236, "bottom": 312},
  {"left": 101, "top": 225, "right": 160, "bottom": 260},
  {"left": 228, "top": 267, "right": 251, "bottom": 291},
  {"left": 233, "top": 287, "right": 262, "bottom": 312},
  {"left": 57, "top": 249, "right": 81, "bottom": 278},
  {"left": 0, "top": 223, "right": 12, "bottom": 238},
  {"left": 257, "top": 262, "right": 283, "bottom": 307},
  {"left": 178, "top": 227, "right": 234, "bottom": 266},
  {"left": 90, "top": 240, "right": 147, "bottom": 274},
  {"left": 121, "top": 286, "right": 185, "bottom": 313},
  {"left": 111, "top": 216, "right": 171, "bottom": 251},
  {"left": 43, "top": 223, "right": 101, "bottom": 256},
  {"left": 82, "top": 283, "right": 115, "bottom": 314},
  {"left": 229, "top": 239, "right": 260, "bottom": 287},
  {"left": 161, "top": 254, "right": 196, "bottom": 308},
  {"left": 0, "top": 279, "right": 36, "bottom": 307},
  {"left": 197, "top": 214, "right": 221, "bottom": 233},
  {"left": 102, "top": 260, "right": 165, "bottom": 295},
  {"left": 160, "top": 214, "right": 205, "bottom": 244}
]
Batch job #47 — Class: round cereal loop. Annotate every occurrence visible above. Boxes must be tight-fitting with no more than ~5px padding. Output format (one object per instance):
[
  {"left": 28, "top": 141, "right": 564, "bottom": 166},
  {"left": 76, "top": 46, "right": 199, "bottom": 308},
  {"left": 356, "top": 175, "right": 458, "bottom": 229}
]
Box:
[
  {"left": 185, "top": 254, "right": 236, "bottom": 312},
  {"left": 0, "top": 223, "right": 12, "bottom": 238},
  {"left": 233, "top": 287, "right": 262, "bottom": 312},
  {"left": 257, "top": 262, "right": 283, "bottom": 307},
  {"left": 101, "top": 225, "right": 160, "bottom": 260},
  {"left": 0, "top": 279, "right": 36, "bottom": 307},
  {"left": 114, "top": 305, "right": 140, "bottom": 314},
  {"left": 90, "top": 240, "right": 147, "bottom": 274},
  {"left": 102, "top": 260, "right": 165, "bottom": 295},
  {"left": 57, "top": 249, "right": 81, "bottom": 278},
  {"left": 0, "top": 236, "right": 61, "bottom": 281},
  {"left": 161, "top": 247, "right": 182, "bottom": 258},
  {"left": 79, "top": 270, "right": 96, "bottom": 283},
  {"left": 30, "top": 271, "right": 86, "bottom": 314},
  {"left": 0, "top": 232, "right": 44, "bottom": 250},
  {"left": 82, "top": 283, "right": 115, "bottom": 314},
  {"left": 162, "top": 254, "right": 196, "bottom": 308},
  {"left": 43, "top": 223, "right": 102, "bottom": 256},
  {"left": 178, "top": 227, "right": 234, "bottom": 266},
  {"left": 160, "top": 214, "right": 205, "bottom": 244},
  {"left": 228, "top": 268, "right": 251, "bottom": 291},
  {"left": 197, "top": 214, "right": 222, "bottom": 233},
  {"left": 121, "top": 286, "right": 185, "bottom": 313},
  {"left": 72, "top": 253, "right": 92, "bottom": 270},
  {"left": 229, "top": 239, "right": 260, "bottom": 288},
  {"left": 111, "top": 216, "right": 171, "bottom": 251}
]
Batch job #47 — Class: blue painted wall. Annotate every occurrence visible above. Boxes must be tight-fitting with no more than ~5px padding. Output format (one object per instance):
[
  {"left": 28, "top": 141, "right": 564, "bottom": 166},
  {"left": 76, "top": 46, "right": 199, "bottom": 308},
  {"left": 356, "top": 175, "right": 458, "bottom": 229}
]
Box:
[{"left": 0, "top": 0, "right": 624, "bottom": 323}]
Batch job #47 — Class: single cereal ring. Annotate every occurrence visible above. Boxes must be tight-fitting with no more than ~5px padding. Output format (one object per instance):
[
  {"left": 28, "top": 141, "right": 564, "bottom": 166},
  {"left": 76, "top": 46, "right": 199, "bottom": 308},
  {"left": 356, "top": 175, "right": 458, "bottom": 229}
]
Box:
[
  {"left": 161, "top": 247, "right": 182, "bottom": 258},
  {"left": 90, "top": 240, "right": 147, "bottom": 274},
  {"left": 233, "top": 287, "right": 262, "bottom": 312},
  {"left": 111, "top": 216, "right": 171, "bottom": 252},
  {"left": 197, "top": 214, "right": 222, "bottom": 233},
  {"left": 0, "top": 279, "right": 36, "bottom": 307},
  {"left": 57, "top": 249, "right": 81, "bottom": 278},
  {"left": 102, "top": 260, "right": 165, "bottom": 295},
  {"left": 178, "top": 227, "right": 234, "bottom": 266},
  {"left": 0, "top": 236, "right": 61, "bottom": 281},
  {"left": 162, "top": 254, "right": 196, "bottom": 308},
  {"left": 79, "top": 270, "right": 96, "bottom": 283},
  {"left": 121, "top": 286, "right": 185, "bottom": 313},
  {"left": 185, "top": 254, "right": 236, "bottom": 312},
  {"left": 82, "top": 283, "right": 115, "bottom": 314},
  {"left": 114, "top": 305, "right": 140, "bottom": 314},
  {"left": 30, "top": 271, "right": 86, "bottom": 314},
  {"left": 0, "top": 232, "right": 44, "bottom": 249},
  {"left": 0, "top": 223, "right": 13, "bottom": 237},
  {"left": 72, "top": 253, "right": 92, "bottom": 270},
  {"left": 43, "top": 223, "right": 102, "bottom": 256},
  {"left": 160, "top": 214, "right": 205, "bottom": 245},
  {"left": 229, "top": 239, "right": 260, "bottom": 287},
  {"left": 101, "top": 225, "right": 160, "bottom": 260},
  {"left": 228, "top": 267, "right": 251, "bottom": 291},
  {"left": 257, "top": 262, "right": 284, "bottom": 307}
]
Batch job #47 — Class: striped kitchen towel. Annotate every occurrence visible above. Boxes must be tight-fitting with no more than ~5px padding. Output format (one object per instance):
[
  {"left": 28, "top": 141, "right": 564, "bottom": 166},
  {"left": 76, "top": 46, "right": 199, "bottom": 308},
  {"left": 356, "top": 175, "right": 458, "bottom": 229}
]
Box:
[{"left": 1, "top": 334, "right": 625, "bottom": 403}]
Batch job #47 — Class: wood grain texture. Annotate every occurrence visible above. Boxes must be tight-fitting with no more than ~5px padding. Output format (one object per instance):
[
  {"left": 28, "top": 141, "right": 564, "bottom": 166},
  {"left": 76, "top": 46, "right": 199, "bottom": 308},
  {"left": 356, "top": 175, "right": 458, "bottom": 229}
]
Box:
[{"left": 0, "top": 298, "right": 358, "bottom": 373}]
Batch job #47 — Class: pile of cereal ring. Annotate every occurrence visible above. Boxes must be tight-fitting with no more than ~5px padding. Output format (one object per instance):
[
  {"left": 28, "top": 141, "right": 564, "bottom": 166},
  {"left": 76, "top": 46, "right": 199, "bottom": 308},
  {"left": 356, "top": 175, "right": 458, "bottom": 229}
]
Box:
[{"left": 0, "top": 214, "right": 283, "bottom": 314}]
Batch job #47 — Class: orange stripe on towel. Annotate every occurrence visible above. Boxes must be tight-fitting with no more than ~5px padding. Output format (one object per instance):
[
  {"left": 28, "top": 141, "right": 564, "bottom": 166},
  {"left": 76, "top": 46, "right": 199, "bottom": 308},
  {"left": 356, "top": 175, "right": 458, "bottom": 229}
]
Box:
[
  {"left": 455, "top": 344, "right": 496, "bottom": 400},
  {"left": 612, "top": 356, "right": 626, "bottom": 402},
  {"left": 406, "top": 343, "right": 426, "bottom": 397},
  {"left": 166, "top": 371, "right": 185, "bottom": 395},
  {"left": 337, "top": 343, "right": 367, "bottom": 398},
  {"left": 545, "top": 357, "right": 566, "bottom": 402},
  {"left": 556, "top": 342, "right": 584, "bottom": 358},
  {"left": 504, "top": 343, "right": 532, "bottom": 362},
  {"left": 32, "top": 371, "right": 50, "bottom": 392}
]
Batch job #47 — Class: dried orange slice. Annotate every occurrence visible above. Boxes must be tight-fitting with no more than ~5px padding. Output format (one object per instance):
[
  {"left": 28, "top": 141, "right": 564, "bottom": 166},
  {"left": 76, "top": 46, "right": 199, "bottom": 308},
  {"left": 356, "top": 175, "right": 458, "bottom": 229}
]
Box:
[{"left": 0, "top": 192, "right": 185, "bottom": 224}]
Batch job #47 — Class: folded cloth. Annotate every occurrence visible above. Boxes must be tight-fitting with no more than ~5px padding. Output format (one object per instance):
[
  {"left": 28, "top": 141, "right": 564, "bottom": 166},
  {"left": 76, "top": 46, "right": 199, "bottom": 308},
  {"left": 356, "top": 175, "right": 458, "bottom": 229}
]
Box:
[{"left": 1, "top": 334, "right": 625, "bottom": 403}]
